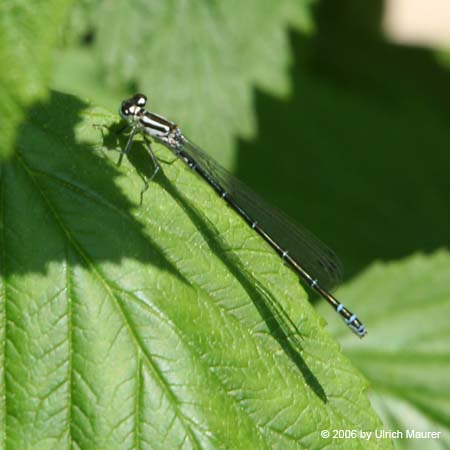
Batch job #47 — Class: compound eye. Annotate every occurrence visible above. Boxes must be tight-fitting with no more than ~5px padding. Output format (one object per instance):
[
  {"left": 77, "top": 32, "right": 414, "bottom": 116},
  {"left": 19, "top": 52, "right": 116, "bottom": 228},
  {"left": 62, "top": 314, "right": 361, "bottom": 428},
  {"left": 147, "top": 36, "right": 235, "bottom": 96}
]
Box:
[
  {"left": 121, "top": 99, "right": 134, "bottom": 116},
  {"left": 119, "top": 101, "right": 132, "bottom": 120},
  {"left": 134, "top": 93, "right": 147, "bottom": 107}
]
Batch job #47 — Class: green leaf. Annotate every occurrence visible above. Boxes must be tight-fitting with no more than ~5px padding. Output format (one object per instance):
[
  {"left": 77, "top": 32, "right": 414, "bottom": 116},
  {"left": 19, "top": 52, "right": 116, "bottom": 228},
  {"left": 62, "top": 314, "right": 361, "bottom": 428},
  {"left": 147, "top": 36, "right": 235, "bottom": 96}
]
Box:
[
  {"left": 0, "top": 0, "right": 74, "bottom": 159},
  {"left": 0, "top": 91, "right": 391, "bottom": 449},
  {"left": 232, "top": 6, "right": 450, "bottom": 280},
  {"left": 319, "top": 251, "right": 450, "bottom": 448},
  {"left": 53, "top": 0, "right": 315, "bottom": 167}
]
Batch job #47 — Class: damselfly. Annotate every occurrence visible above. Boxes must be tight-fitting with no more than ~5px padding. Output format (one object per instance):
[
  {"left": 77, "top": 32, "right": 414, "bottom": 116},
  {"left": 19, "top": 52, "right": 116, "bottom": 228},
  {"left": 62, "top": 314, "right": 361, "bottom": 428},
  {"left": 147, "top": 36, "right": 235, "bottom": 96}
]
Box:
[{"left": 116, "top": 93, "right": 367, "bottom": 338}]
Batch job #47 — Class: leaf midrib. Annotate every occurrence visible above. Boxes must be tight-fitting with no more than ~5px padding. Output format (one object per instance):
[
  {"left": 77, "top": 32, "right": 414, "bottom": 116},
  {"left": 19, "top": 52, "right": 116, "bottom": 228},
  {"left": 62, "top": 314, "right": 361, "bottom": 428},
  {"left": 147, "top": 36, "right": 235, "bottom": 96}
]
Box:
[{"left": 16, "top": 151, "right": 205, "bottom": 449}]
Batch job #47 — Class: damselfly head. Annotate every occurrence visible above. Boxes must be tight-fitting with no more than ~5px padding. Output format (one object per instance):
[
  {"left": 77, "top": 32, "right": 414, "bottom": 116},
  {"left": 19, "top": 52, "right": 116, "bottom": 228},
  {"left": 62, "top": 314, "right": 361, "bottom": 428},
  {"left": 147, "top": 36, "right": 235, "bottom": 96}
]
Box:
[
  {"left": 120, "top": 94, "right": 148, "bottom": 122},
  {"left": 120, "top": 100, "right": 141, "bottom": 123}
]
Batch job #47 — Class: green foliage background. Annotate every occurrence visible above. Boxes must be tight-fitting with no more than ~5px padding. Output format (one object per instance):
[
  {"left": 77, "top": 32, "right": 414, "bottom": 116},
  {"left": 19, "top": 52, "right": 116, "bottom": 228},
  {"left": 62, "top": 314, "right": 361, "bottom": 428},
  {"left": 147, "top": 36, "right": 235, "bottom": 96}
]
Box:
[{"left": 1, "top": 0, "right": 449, "bottom": 449}]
